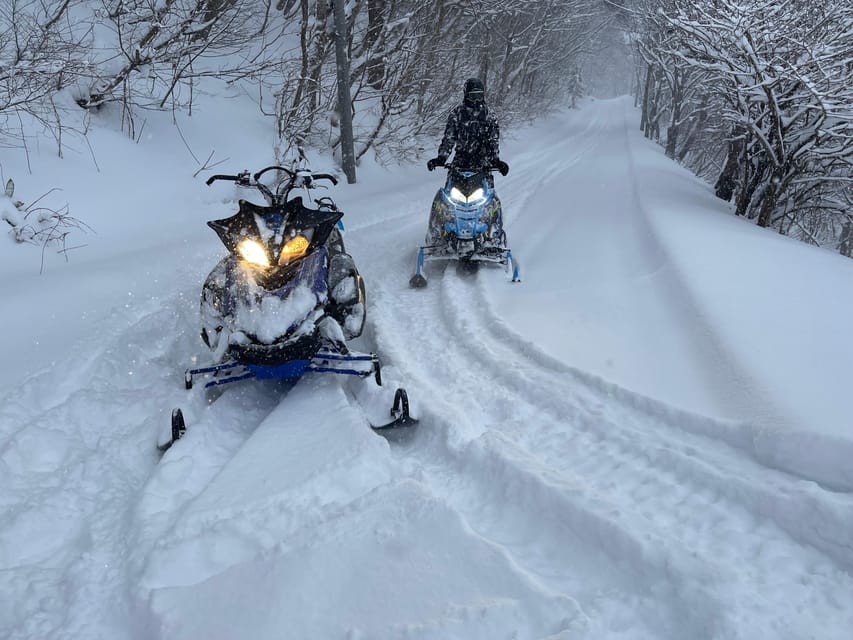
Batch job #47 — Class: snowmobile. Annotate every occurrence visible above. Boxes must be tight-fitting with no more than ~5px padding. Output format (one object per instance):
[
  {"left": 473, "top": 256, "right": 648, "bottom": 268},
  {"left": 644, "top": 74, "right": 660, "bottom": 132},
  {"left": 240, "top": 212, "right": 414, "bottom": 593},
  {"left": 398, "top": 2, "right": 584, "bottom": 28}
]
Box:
[
  {"left": 409, "top": 162, "right": 520, "bottom": 288},
  {"left": 159, "top": 166, "right": 415, "bottom": 452}
]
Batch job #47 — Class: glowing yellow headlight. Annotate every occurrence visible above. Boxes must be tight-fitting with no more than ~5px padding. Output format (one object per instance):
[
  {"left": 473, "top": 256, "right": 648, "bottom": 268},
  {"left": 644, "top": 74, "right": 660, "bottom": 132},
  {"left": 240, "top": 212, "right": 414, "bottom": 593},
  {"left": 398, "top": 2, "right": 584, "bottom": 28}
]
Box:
[
  {"left": 237, "top": 239, "right": 271, "bottom": 267},
  {"left": 279, "top": 235, "right": 310, "bottom": 265}
]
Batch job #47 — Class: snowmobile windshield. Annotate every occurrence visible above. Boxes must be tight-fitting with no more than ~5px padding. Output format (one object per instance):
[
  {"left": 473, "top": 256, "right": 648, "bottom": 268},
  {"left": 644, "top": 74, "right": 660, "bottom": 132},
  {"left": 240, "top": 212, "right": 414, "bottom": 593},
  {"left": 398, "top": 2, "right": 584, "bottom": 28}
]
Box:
[
  {"left": 207, "top": 198, "right": 342, "bottom": 268},
  {"left": 449, "top": 169, "right": 488, "bottom": 198}
]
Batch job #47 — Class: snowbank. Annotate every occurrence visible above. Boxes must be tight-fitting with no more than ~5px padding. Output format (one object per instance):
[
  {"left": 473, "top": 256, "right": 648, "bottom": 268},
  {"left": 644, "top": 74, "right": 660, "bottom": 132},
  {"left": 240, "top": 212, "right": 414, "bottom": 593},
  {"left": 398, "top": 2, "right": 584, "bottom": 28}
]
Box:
[{"left": 625, "top": 107, "right": 853, "bottom": 491}]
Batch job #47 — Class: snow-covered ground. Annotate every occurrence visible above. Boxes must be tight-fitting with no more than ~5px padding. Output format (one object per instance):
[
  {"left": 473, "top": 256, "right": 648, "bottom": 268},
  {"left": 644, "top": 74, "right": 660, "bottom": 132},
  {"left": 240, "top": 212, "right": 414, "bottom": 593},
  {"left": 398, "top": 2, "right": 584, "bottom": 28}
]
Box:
[{"left": 1, "top": 96, "right": 852, "bottom": 640}]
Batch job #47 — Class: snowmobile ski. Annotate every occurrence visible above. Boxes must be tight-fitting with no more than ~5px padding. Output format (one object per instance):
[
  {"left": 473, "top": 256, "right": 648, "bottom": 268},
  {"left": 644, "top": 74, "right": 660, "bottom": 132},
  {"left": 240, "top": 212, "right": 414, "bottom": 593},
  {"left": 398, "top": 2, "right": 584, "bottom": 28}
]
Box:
[{"left": 369, "top": 388, "right": 418, "bottom": 431}]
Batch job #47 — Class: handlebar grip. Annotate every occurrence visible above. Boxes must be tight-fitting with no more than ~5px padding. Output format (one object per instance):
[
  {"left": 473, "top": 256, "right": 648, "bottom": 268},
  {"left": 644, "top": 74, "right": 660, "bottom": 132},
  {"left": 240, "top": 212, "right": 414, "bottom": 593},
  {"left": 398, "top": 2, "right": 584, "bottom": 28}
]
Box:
[
  {"left": 206, "top": 174, "right": 240, "bottom": 186},
  {"left": 311, "top": 173, "right": 338, "bottom": 185}
]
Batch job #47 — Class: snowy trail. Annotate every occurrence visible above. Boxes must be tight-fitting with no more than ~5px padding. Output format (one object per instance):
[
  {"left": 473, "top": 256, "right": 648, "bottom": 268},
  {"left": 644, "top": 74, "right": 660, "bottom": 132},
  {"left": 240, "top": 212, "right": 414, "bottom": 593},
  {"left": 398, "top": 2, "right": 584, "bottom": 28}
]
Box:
[
  {"left": 405, "top": 275, "right": 853, "bottom": 635},
  {"left": 361, "top": 254, "right": 853, "bottom": 638},
  {"left": 2, "top": 98, "right": 853, "bottom": 640},
  {"left": 488, "top": 101, "right": 754, "bottom": 420},
  {"left": 353, "top": 99, "right": 853, "bottom": 638}
]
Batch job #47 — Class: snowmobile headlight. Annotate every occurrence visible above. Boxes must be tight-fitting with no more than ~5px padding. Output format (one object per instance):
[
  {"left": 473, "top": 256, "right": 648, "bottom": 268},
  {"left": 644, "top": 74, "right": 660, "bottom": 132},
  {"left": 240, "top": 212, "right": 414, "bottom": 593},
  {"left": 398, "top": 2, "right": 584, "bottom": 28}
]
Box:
[
  {"left": 237, "top": 239, "right": 271, "bottom": 267},
  {"left": 278, "top": 234, "right": 310, "bottom": 265},
  {"left": 449, "top": 187, "right": 484, "bottom": 203}
]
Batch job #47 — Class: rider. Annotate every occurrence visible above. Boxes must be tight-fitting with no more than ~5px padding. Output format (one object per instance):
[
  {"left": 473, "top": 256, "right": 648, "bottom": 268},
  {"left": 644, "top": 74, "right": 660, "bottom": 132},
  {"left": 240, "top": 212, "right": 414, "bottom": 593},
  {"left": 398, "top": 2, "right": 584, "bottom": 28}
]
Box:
[
  {"left": 426, "top": 78, "right": 509, "bottom": 244},
  {"left": 428, "top": 78, "right": 509, "bottom": 176}
]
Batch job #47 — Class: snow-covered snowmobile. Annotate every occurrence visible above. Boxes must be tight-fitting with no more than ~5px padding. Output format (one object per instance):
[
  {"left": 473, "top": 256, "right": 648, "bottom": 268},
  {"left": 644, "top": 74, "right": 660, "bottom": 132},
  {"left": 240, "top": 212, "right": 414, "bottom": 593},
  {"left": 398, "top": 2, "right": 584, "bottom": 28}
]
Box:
[
  {"left": 409, "top": 163, "right": 520, "bottom": 287},
  {"left": 160, "top": 166, "right": 415, "bottom": 452}
]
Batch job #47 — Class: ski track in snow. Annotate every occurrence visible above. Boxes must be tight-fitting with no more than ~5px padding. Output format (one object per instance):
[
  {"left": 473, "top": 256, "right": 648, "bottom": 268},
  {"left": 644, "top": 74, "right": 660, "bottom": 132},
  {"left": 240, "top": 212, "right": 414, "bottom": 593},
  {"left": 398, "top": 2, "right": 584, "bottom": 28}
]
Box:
[
  {"left": 394, "top": 272, "right": 853, "bottom": 637},
  {"left": 2, "top": 99, "right": 852, "bottom": 639}
]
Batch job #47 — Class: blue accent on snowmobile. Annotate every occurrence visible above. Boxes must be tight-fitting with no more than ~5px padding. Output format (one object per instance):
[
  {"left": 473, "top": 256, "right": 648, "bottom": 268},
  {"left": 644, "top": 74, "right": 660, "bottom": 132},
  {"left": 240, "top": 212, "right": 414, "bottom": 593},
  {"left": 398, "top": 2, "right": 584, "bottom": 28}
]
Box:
[
  {"left": 306, "top": 247, "right": 329, "bottom": 297},
  {"left": 248, "top": 360, "right": 312, "bottom": 380},
  {"left": 273, "top": 247, "right": 328, "bottom": 302},
  {"left": 506, "top": 249, "right": 520, "bottom": 282},
  {"left": 310, "top": 352, "right": 375, "bottom": 362},
  {"left": 416, "top": 247, "right": 425, "bottom": 277},
  {"left": 187, "top": 362, "right": 238, "bottom": 376},
  {"left": 205, "top": 371, "right": 256, "bottom": 387},
  {"left": 306, "top": 366, "right": 373, "bottom": 376},
  {"left": 185, "top": 349, "right": 380, "bottom": 390}
]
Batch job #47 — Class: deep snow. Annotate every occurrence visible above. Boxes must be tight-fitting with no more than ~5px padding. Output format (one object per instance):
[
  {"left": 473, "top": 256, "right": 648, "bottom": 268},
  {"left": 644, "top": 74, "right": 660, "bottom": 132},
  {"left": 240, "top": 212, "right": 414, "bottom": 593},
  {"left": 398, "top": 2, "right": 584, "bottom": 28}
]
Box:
[{"left": 1, "top": 95, "right": 852, "bottom": 640}]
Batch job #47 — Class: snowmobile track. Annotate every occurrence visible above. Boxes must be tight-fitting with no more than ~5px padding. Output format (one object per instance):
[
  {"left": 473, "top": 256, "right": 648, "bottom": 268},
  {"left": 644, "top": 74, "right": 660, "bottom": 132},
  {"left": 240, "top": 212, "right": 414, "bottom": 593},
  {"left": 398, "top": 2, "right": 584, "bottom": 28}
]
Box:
[{"left": 379, "top": 269, "right": 853, "bottom": 638}]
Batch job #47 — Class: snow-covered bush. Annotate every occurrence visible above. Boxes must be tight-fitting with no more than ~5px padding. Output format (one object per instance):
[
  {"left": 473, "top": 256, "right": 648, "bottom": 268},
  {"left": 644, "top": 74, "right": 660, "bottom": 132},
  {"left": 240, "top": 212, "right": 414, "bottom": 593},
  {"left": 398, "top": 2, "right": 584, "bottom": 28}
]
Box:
[
  {"left": 74, "top": 0, "right": 287, "bottom": 137},
  {"left": 1, "top": 178, "right": 90, "bottom": 272}
]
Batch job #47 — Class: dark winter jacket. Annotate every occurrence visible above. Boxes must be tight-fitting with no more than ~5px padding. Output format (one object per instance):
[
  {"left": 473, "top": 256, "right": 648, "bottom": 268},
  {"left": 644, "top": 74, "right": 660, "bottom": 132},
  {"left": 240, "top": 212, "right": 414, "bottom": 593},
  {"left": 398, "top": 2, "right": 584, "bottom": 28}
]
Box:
[{"left": 438, "top": 103, "right": 500, "bottom": 170}]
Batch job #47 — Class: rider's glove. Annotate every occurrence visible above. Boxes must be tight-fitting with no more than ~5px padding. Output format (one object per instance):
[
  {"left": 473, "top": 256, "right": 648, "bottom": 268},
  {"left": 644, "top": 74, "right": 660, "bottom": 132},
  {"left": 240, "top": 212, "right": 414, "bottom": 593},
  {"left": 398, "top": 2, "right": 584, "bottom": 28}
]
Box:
[
  {"left": 427, "top": 155, "right": 447, "bottom": 171},
  {"left": 495, "top": 160, "right": 509, "bottom": 176}
]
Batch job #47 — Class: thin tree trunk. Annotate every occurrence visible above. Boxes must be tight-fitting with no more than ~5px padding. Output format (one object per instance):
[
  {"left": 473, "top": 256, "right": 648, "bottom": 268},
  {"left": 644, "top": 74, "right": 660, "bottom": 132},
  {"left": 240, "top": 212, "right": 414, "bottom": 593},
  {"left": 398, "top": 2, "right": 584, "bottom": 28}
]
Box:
[
  {"left": 365, "top": 0, "right": 385, "bottom": 89},
  {"left": 307, "top": 0, "right": 331, "bottom": 114},
  {"left": 333, "top": 0, "right": 356, "bottom": 183},
  {"left": 665, "top": 68, "right": 682, "bottom": 158},
  {"left": 715, "top": 129, "right": 742, "bottom": 201},
  {"left": 640, "top": 65, "right": 653, "bottom": 134}
]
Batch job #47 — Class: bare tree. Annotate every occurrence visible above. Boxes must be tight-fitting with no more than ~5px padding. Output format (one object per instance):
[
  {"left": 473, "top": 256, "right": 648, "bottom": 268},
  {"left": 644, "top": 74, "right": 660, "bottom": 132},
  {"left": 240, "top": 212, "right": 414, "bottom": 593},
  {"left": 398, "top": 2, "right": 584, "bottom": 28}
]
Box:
[
  {"left": 0, "top": 0, "right": 89, "bottom": 147},
  {"left": 77, "top": 0, "right": 284, "bottom": 135},
  {"left": 274, "top": 0, "right": 607, "bottom": 166}
]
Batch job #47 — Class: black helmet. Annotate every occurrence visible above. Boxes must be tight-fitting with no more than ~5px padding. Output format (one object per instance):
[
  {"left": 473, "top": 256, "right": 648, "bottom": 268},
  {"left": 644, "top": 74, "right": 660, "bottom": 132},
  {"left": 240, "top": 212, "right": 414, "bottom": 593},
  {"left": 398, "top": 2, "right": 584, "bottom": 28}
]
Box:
[{"left": 464, "top": 78, "right": 485, "bottom": 105}]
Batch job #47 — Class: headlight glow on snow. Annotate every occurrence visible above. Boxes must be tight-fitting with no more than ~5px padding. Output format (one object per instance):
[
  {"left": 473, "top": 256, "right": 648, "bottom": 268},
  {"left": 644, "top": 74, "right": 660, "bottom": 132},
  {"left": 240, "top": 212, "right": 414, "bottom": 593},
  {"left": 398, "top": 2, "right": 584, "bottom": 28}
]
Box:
[
  {"left": 237, "top": 239, "right": 271, "bottom": 267},
  {"left": 278, "top": 234, "right": 310, "bottom": 265}
]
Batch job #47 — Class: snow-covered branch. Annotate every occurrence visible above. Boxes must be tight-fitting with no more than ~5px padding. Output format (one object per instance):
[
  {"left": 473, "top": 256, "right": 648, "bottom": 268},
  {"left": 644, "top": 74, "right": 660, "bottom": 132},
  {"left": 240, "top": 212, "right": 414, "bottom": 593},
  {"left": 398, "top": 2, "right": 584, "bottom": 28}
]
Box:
[{"left": 629, "top": 0, "right": 853, "bottom": 253}]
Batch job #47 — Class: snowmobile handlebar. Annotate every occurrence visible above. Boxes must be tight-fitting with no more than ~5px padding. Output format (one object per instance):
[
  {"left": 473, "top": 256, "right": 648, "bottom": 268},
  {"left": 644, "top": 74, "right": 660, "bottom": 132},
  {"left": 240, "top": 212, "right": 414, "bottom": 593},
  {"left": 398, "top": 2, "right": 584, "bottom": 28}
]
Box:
[
  {"left": 206, "top": 171, "right": 275, "bottom": 201},
  {"left": 434, "top": 162, "right": 502, "bottom": 174},
  {"left": 207, "top": 168, "right": 338, "bottom": 188},
  {"left": 205, "top": 174, "right": 243, "bottom": 185},
  {"left": 205, "top": 167, "right": 340, "bottom": 206},
  {"left": 253, "top": 166, "right": 338, "bottom": 186},
  {"left": 310, "top": 173, "right": 338, "bottom": 185}
]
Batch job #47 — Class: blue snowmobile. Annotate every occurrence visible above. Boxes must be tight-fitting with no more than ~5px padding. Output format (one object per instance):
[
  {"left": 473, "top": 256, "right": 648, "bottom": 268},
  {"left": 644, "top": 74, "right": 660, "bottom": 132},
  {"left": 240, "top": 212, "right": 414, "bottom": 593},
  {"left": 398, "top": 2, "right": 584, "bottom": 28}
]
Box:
[
  {"left": 160, "top": 166, "right": 415, "bottom": 452},
  {"left": 409, "top": 162, "right": 520, "bottom": 287}
]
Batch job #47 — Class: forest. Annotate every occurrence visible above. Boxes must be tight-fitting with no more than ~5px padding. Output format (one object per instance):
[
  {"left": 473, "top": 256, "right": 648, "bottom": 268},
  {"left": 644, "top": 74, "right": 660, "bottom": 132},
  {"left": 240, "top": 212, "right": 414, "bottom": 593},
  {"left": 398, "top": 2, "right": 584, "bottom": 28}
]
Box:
[{"left": 2, "top": 0, "right": 852, "bottom": 255}]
